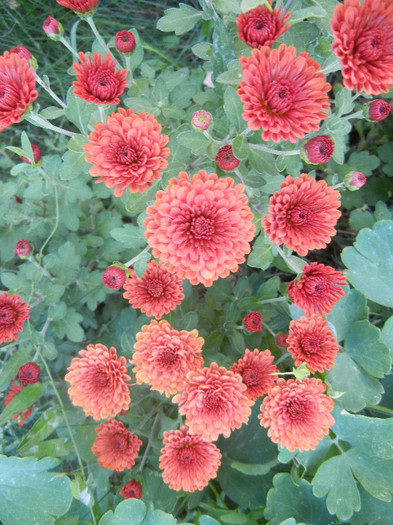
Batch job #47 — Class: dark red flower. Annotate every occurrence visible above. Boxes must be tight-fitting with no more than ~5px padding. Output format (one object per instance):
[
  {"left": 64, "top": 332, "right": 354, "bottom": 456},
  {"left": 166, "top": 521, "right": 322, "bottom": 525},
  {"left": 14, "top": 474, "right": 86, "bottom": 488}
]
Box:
[
  {"left": 302, "top": 135, "right": 334, "bottom": 165},
  {"left": 115, "top": 31, "right": 136, "bottom": 54},
  {"left": 120, "top": 480, "right": 142, "bottom": 499},
  {"left": 102, "top": 266, "right": 127, "bottom": 289},
  {"left": 243, "top": 312, "right": 262, "bottom": 332},
  {"left": 276, "top": 334, "right": 289, "bottom": 347},
  {"left": 14, "top": 240, "right": 33, "bottom": 257},
  {"left": 215, "top": 145, "right": 240, "bottom": 171},
  {"left": 18, "top": 362, "right": 40, "bottom": 385},
  {"left": 20, "top": 144, "right": 41, "bottom": 165}
]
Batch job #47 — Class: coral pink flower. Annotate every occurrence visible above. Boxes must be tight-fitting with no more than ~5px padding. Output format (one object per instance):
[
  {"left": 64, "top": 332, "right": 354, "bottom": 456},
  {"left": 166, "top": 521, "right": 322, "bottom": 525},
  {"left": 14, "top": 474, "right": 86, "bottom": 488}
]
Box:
[
  {"left": 287, "top": 262, "right": 347, "bottom": 316},
  {"left": 259, "top": 377, "right": 334, "bottom": 452},
  {"left": 243, "top": 312, "right": 263, "bottom": 332},
  {"left": 237, "top": 44, "right": 331, "bottom": 143},
  {"left": 365, "top": 99, "right": 393, "bottom": 121},
  {"left": 14, "top": 240, "right": 33, "bottom": 257},
  {"left": 19, "top": 362, "right": 40, "bottom": 385},
  {"left": 65, "top": 344, "right": 130, "bottom": 420},
  {"left": 56, "top": 0, "right": 99, "bottom": 14},
  {"left": 192, "top": 110, "right": 212, "bottom": 131},
  {"left": 159, "top": 426, "right": 222, "bottom": 492},
  {"left": 0, "top": 292, "right": 30, "bottom": 344},
  {"left": 302, "top": 135, "right": 334, "bottom": 165},
  {"left": 92, "top": 418, "right": 142, "bottom": 471},
  {"left": 84, "top": 107, "right": 170, "bottom": 196},
  {"left": 144, "top": 170, "right": 256, "bottom": 287},
  {"left": 236, "top": 1, "right": 290, "bottom": 48},
  {"left": 123, "top": 260, "right": 184, "bottom": 319},
  {"left": 215, "top": 145, "right": 240, "bottom": 171},
  {"left": 331, "top": 0, "right": 393, "bottom": 95},
  {"left": 102, "top": 266, "right": 127, "bottom": 289},
  {"left": 261, "top": 174, "right": 341, "bottom": 257},
  {"left": 120, "top": 480, "right": 142, "bottom": 499},
  {"left": 345, "top": 171, "right": 366, "bottom": 190},
  {"left": 132, "top": 320, "right": 204, "bottom": 397},
  {"left": 5, "top": 384, "right": 33, "bottom": 425},
  {"left": 115, "top": 31, "right": 136, "bottom": 54},
  {"left": 173, "top": 363, "right": 252, "bottom": 442}
]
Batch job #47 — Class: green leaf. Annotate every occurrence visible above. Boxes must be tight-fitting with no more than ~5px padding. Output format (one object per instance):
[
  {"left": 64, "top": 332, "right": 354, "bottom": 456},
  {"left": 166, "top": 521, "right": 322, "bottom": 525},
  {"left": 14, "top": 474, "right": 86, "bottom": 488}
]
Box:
[
  {"left": 65, "top": 88, "right": 95, "bottom": 134},
  {"left": 99, "top": 499, "right": 180, "bottom": 525},
  {"left": 18, "top": 407, "right": 63, "bottom": 455},
  {"left": 224, "top": 86, "right": 245, "bottom": 133},
  {"left": 51, "top": 307, "right": 84, "bottom": 342},
  {"left": 21, "top": 131, "right": 34, "bottom": 163},
  {"left": 177, "top": 130, "right": 210, "bottom": 155},
  {"left": 60, "top": 149, "right": 89, "bottom": 180},
  {"left": 0, "top": 383, "right": 47, "bottom": 425},
  {"left": 348, "top": 151, "right": 381, "bottom": 176},
  {"left": 247, "top": 233, "right": 274, "bottom": 270},
  {"left": 232, "top": 136, "right": 249, "bottom": 160},
  {"left": 134, "top": 254, "right": 150, "bottom": 278},
  {"left": 335, "top": 87, "right": 355, "bottom": 117},
  {"left": 39, "top": 106, "right": 65, "bottom": 120},
  {"left": 0, "top": 346, "right": 33, "bottom": 392},
  {"left": 351, "top": 486, "right": 393, "bottom": 525},
  {"left": 381, "top": 315, "right": 393, "bottom": 358},
  {"left": 110, "top": 225, "right": 146, "bottom": 248},
  {"left": 326, "top": 288, "right": 368, "bottom": 342},
  {"left": 157, "top": 4, "right": 203, "bottom": 36},
  {"left": 192, "top": 42, "right": 213, "bottom": 60}
]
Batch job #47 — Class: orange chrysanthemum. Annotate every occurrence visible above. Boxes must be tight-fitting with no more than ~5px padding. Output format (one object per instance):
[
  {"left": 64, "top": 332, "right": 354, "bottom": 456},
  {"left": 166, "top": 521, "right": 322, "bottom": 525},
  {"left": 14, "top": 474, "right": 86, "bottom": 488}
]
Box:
[
  {"left": 123, "top": 260, "right": 184, "bottom": 319},
  {"left": 56, "top": 0, "right": 99, "bottom": 14},
  {"left": 259, "top": 378, "right": 334, "bottom": 452},
  {"left": 0, "top": 51, "right": 38, "bottom": 133},
  {"left": 65, "top": 343, "right": 130, "bottom": 420},
  {"left": 84, "top": 107, "right": 170, "bottom": 196},
  {"left": 237, "top": 44, "right": 331, "bottom": 143},
  {"left": 230, "top": 349, "right": 278, "bottom": 402},
  {"left": 144, "top": 170, "right": 256, "bottom": 287},
  {"left": 287, "top": 262, "right": 347, "bottom": 316},
  {"left": 5, "top": 384, "right": 33, "bottom": 425},
  {"left": 0, "top": 292, "right": 30, "bottom": 344},
  {"left": 331, "top": 0, "right": 393, "bottom": 95},
  {"left": 173, "top": 363, "right": 252, "bottom": 442},
  {"left": 236, "top": 1, "right": 290, "bottom": 48},
  {"left": 132, "top": 320, "right": 204, "bottom": 397},
  {"left": 261, "top": 174, "right": 341, "bottom": 257},
  {"left": 159, "top": 426, "right": 222, "bottom": 492},
  {"left": 287, "top": 316, "right": 339, "bottom": 373},
  {"left": 92, "top": 418, "right": 142, "bottom": 471}
]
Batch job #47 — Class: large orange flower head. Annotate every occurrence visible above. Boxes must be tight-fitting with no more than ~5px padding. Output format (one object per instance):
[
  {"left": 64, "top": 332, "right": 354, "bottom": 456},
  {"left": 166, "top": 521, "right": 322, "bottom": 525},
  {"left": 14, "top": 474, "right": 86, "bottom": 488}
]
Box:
[
  {"left": 5, "top": 384, "right": 33, "bottom": 425},
  {"left": 84, "top": 107, "right": 170, "bottom": 196},
  {"left": 144, "top": 170, "right": 256, "bottom": 287},
  {"left": 65, "top": 343, "right": 130, "bottom": 420},
  {"left": 261, "top": 174, "right": 341, "bottom": 257},
  {"left": 173, "top": 362, "right": 252, "bottom": 442},
  {"left": 237, "top": 44, "right": 331, "bottom": 143},
  {"left": 56, "top": 0, "right": 99, "bottom": 14},
  {"left": 331, "top": 0, "right": 393, "bottom": 95},
  {"left": 259, "top": 378, "right": 334, "bottom": 452},
  {"left": 0, "top": 51, "right": 38, "bottom": 133},
  {"left": 159, "top": 426, "right": 222, "bottom": 492},
  {"left": 132, "top": 320, "right": 204, "bottom": 397},
  {"left": 123, "top": 260, "right": 184, "bottom": 319},
  {"left": 92, "top": 418, "right": 142, "bottom": 471},
  {"left": 0, "top": 292, "right": 30, "bottom": 344}
]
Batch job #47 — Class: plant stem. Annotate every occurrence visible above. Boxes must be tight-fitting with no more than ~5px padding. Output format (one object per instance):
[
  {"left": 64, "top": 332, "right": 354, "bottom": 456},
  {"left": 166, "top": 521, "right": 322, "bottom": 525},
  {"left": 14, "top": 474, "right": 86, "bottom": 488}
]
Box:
[
  {"left": 234, "top": 168, "right": 252, "bottom": 199},
  {"left": 249, "top": 143, "right": 300, "bottom": 156},
  {"left": 258, "top": 296, "right": 287, "bottom": 306},
  {"left": 85, "top": 16, "right": 120, "bottom": 66},
  {"left": 26, "top": 114, "right": 75, "bottom": 137},
  {"left": 59, "top": 36, "right": 80, "bottom": 60},
  {"left": 284, "top": 0, "right": 296, "bottom": 13},
  {"left": 209, "top": 482, "right": 228, "bottom": 509},
  {"left": 203, "top": 130, "right": 223, "bottom": 145},
  {"left": 124, "top": 56, "right": 134, "bottom": 88},
  {"left": 124, "top": 245, "right": 150, "bottom": 268},
  {"left": 276, "top": 245, "right": 304, "bottom": 274},
  {"left": 140, "top": 41, "right": 180, "bottom": 69},
  {"left": 138, "top": 412, "right": 160, "bottom": 473},
  {"left": 367, "top": 404, "right": 393, "bottom": 416},
  {"left": 342, "top": 110, "right": 364, "bottom": 120},
  {"left": 35, "top": 74, "right": 67, "bottom": 109},
  {"left": 275, "top": 352, "right": 290, "bottom": 365},
  {"left": 98, "top": 105, "right": 107, "bottom": 123},
  {"left": 332, "top": 182, "right": 345, "bottom": 190},
  {"left": 38, "top": 181, "right": 60, "bottom": 264},
  {"left": 263, "top": 322, "right": 276, "bottom": 337}
]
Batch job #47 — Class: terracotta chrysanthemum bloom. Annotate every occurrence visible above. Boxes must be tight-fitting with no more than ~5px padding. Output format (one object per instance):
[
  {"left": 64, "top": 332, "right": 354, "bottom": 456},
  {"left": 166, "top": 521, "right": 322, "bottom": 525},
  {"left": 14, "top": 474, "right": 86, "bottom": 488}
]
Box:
[
  {"left": 173, "top": 363, "right": 252, "bottom": 442},
  {"left": 330, "top": 0, "right": 393, "bottom": 95},
  {"left": 73, "top": 52, "right": 127, "bottom": 105},
  {"left": 84, "top": 107, "right": 169, "bottom": 196},
  {"left": 102, "top": 266, "right": 127, "bottom": 289},
  {"left": 5, "top": 384, "right": 33, "bottom": 425},
  {"left": 230, "top": 349, "right": 278, "bottom": 402},
  {"left": 287, "top": 316, "right": 339, "bottom": 374},
  {"left": 56, "top": 0, "right": 99, "bottom": 15},
  {"left": 261, "top": 174, "right": 341, "bottom": 257},
  {"left": 65, "top": 344, "right": 130, "bottom": 420},
  {"left": 243, "top": 312, "right": 263, "bottom": 332},
  {"left": 123, "top": 260, "right": 184, "bottom": 319},
  {"left": 120, "top": 480, "right": 142, "bottom": 499},
  {"left": 302, "top": 135, "right": 335, "bottom": 165},
  {"left": 237, "top": 44, "right": 331, "bottom": 143},
  {"left": 0, "top": 292, "right": 30, "bottom": 345},
  {"left": 132, "top": 320, "right": 204, "bottom": 397},
  {"left": 215, "top": 145, "right": 240, "bottom": 171},
  {"left": 19, "top": 362, "right": 40, "bottom": 385},
  {"left": 287, "top": 262, "right": 347, "bottom": 316},
  {"left": 236, "top": 1, "right": 290, "bottom": 48},
  {"left": 144, "top": 170, "right": 256, "bottom": 287},
  {"left": 259, "top": 377, "right": 334, "bottom": 452},
  {"left": 92, "top": 418, "right": 142, "bottom": 471},
  {"left": 0, "top": 51, "right": 38, "bottom": 133},
  {"left": 159, "top": 426, "right": 222, "bottom": 492}
]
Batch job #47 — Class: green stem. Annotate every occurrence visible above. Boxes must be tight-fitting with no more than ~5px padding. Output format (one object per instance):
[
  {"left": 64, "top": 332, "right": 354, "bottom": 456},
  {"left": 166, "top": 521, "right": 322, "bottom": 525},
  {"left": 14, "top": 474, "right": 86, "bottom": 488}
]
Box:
[
  {"left": 203, "top": 130, "right": 223, "bottom": 145},
  {"left": 275, "top": 352, "right": 290, "bottom": 365},
  {"left": 209, "top": 481, "right": 228, "bottom": 509},
  {"left": 342, "top": 110, "right": 364, "bottom": 120},
  {"left": 138, "top": 411, "right": 160, "bottom": 473},
  {"left": 38, "top": 182, "right": 60, "bottom": 264},
  {"left": 26, "top": 114, "right": 75, "bottom": 137},
  {"left": 276, "top": 245, "right": 304, "bottom": 274},
  {"left": 124, "top": 245, "right": 150, "bottom": 267},
  {"left": 35, "top": 74, "right": 67, "bottom": 109},
  {"left": 367, "top": 404, "right": 393, "bottom": 416},
  {"left": 85, "top": 16, "right": 120, "bottom": 67},
  {"left": 259, "top": 296, "right": 287, "bottom": 305},
  {"left": 249, "top": 143, "right": 300, "bottom": 156},
  {"left": 263, "top": 322, "right": 276, "bottom": 337},
  {"left": 125, "top": 55, "right": 134, "bottom": 88},
  {"left": 59, "top": 36, "right": 80, "bottom": 60},
  {"left": 140, "top": 41, "right": 180, "bottom": 69},
  {"left": 263, "top": 0, "right": 273, "bottom": 13},
  {"left": 234, "top": 169, "right": 252, "bottom": 199},
  {"left": 332, "top": 182, "right": 345, "bottom": 190},
  {"left": 98, "top": 105, "right": 107, "bottom": 123}
]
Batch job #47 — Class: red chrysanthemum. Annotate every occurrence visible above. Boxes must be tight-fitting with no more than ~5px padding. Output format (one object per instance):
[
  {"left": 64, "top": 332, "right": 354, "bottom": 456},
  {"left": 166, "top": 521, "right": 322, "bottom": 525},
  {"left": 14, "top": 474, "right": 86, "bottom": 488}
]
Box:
[
  {"left": 243, "top": 312, "right": 263, "bottom": 332},
  {"left": 159, "top": 426, "right": 222, "bottom": 492},
  {"left": 0, "top": 292, "right": 30, "bottom": 345},
  {"left": 72, "top": 52, "right": 127, "bottom": 105},
  {"left": 5, "top": 384, "right": 33, "bottom": 425},
  {"left": 366, "top": 99, "right": 393, "bottom": 121},
  {"left": 10, "top": 46, "right": 32, "bottom": 61},
  {"left": 14, "top": 240, "right": 33, "bottom": 257},
  {"left": 261, "top": 174, "right": 341, "bottom": 256},
  {"left": 92, "top": 418, "right": 142, "bottom": 471},
  {"left": 230, "top": 349, "right": 278, "bottom": 402},
  {"left": 287, "top": 262, "right": 347, "bottom": 316},
  {"left": 236, "top": 1, "right": 291, "bottom": 48},
  {"left": 120, "top": 480, "right": 142, "bottom": 499},
  {"left": 0, "top": 51, "right": 38, "bottom": 133},
  {"left": 259, "top": 377, "right": 334, "bottom": 452},
  {"left": 237, "top": 44, "right": 331, "bottom": 143},
  {"left": 56, "top": 0, "right": 99, "bottom": 14},
  {"left": 215, "top": 145, "right": 240, "bottom": 171},
  {"left": 115, "top": 31, "right": 136, "bottom": 54},
  {"left": 132, "top": 320, "right": 204, "bottom": 397},
  {"left": 19, "top": 362, "right": 40, "bottom": 385},
  {"left": 65, "top": 343, "right": 131, "bottom": 420},
  {"left": 173, "top": 363, "right": 252, "bottom": 442},
  {"left": 123, "top": 260, "right": 184, "bottom": 319},
  {"left": 302, "top": 135, "right": 335, "bottom": 165},
  {"left": 331, "top": 0, "right": 393, "bottom": 95},
  {"left": 102, "top": 266, "right": 127, "bottom": 289},
  {"left": 287, "top": 316, "right": 339, "bottom": 373},
  {"left": 84, "top": 107, "right": 170, "bottom": 196},
  {"left": 144, "top": 170, "right": 256, "bottom": 287}
]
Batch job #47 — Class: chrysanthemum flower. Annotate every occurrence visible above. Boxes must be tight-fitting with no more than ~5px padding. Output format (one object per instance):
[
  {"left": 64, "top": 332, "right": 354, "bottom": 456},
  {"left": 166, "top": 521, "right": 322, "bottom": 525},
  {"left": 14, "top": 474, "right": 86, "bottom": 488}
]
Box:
[
  {"left": 330, "top": 0, "right": 393, "bottom": 95},
  {"left": 259, "top": 377, "right": 334, "bottom": 452},
  {"left": 0, "top": 51, "right": 38, "bottom": 133},
  {"left": 144, "top": 170, "right": 256, "bottom": 287},
  {"left": 120, "top": 480, "right": 142, "bottom": 499},
  {"left": 301, "top": 135, "right": 334, "bottom": 165},
  {"left": 132, "top": 320, "right": 204, "bottom": 397},
  {"left": 215, "top": 145, "right": 240, "bottom": 171},
  {"left": 365, "top": 99, "right": 393, "bottom": 121},
  {"left": 159, "top": 426, "right": 222, "bottom": 492},
  {"left": 243, "top": 312, "right": 263, "bottom": 332},
  {"left": 115, "top": 31, "right": 136, "bottom": 54},
  {"left": 84, "top": 107, "right": 170, "bottom": 196},
  {"left": 14, "top": 240, "right": 33, "bottom": 257},
  {"left": 56, "top": 0, "right": 99, "bottom": 15},
  {"left": 261, "top": 174, "right": 341, "bottom": 256},
  {"left": 102, "top": 266, "right": 127, "bottom": 289},
  {"left": 123, "top": 260, "right": 184, "bottom": 319},
  {"left": 5, "top": 384, "right": 33, "bottom": 425},
  {"left": 276, "top": 334, "right": 288, "bottom": 347},
  {"left": 237, "top": 44, "right": 331, "bottom": 143},
  {"left": 65, "top": 344, "right": 130, "bottom": 420},
  {"left": 287, "top": 316, "right": 339, "bottom": 373},
  {"left": 192, "top": 110, "right": 212, "bottom": 131},
  {"left": 92, "top": 418, "right": 142, "bottom": 471},
  {"left": 287, "top": 262, "right": 347, "bottom": 316},
  {"left": 72, "top": 52, "right": 127, "bottom": 105},
  {"left": 0, "top": 292, "right": 30, "bottom": 345},
  {"left": 173, "top": 363, "right": 252, "bottom": 442},
  {"left": 19, "top": 362, "right": 40, "bottom": 385},
  {"left": 230, "top": 349, "right": 278, "bottom": 402},
  {"left": 236, "top": 1, "right": 291, "bottom": 48},
  {"left": 10, "top": 46, "right": 32, "bottom": 61}
]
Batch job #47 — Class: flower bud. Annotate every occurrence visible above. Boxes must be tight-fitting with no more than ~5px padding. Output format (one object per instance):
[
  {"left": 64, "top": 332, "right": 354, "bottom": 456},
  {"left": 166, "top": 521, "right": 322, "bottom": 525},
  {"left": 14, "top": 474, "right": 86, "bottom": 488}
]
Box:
[
  {"left": 192, "top": 110, "right": 212, "bottom": 131},
  {"left": 20, "top": 144, "right": 42, "bottom": 165},
  {"left": 43, "top": 17, "right": 64, "bottom": 40},
  {"left": 276, "top": 334, "right": 289, "bottom": 347},
  {"left": 344, "top": 171, "right": 366, "bottom": 191},
  {"left": 364, "top": 99, "right": 393, "bottom": 122},
  {"left": 243, "top": 312, "right": 263, "bottom": 332},
  {"left": 102, "top": 266, "right": 127, "bottom": 289},
  {"left": 115, "top": 30, "right": 136, "bottom": 54},
  {"left": 10, "top": 45, "right": 32, "bottom": 60},
  {"left": 215, "top": 144, "right": 240, "bottom": 171},
  {"left": 14, "top": 240, "right": 33, "bottom": 258},
  {"left": 120, "top": 480, "right": 142, "bottom": 500},
  {"left": 19, "top": 362, "right": 41, "bottom": 385},
  {"left": 301, "top": 135, "right": 335, "bottom": 165}
]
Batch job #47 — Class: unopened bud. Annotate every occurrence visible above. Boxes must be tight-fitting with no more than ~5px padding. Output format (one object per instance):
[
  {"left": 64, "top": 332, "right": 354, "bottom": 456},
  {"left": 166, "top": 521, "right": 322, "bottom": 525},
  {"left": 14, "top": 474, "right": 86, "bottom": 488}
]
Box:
[
  {"left": 14, "top": 240, "right": 33, "bottom": 258},
  {"left": 364, "top": 99, "right": 393, "bottom": 122},
  {"left": 43, "top": 17, "right": 64, "bottom": 40},
  {"left": 215, "top": 144, "right": 240, "bottom": 171},
  {"left": 345, "top": 171, "right": 366, "bottom": 191},
  {"left": 115, "top": 30, "right": 136, "bottom": 54},
  {"left": 192, "top": 110, "right": 212, "bottom": 131},
  {"left": 301, "top": 135, "right": 335, "bottom": 165},
  {"left": 102, "top": 266, "right": 127, "bottom": 289}
]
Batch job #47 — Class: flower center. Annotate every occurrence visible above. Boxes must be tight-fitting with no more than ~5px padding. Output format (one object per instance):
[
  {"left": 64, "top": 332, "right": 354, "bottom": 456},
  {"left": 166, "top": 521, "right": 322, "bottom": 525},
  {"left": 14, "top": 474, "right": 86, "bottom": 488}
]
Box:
[
  {"left": 190, "top": 216, "right": 214, "bottom": 239},
  {"left": 0, "top": 305, "right": 17, "bottom": 326},
  {"left": 204, "top": 390, "right": 221, "bottom": 412},
  {"left": 147, "top": 278, "right": 164, "bottom": 298},
  {"left": 116, "top": 145, "right": 139, "bottom": 165},
  {"left": 289, "top": 206, "right": 310, "bottom": 226},
  {"left": 112, "top": 434, "right": 127, "bottom": 451},
  {"left": 301, "top": 336, "right": 320, "bottom": 355},
  {"left": 304, "top": 276, "right": 326, "bottom": 296},
  {"left": 93, "top": 369, "right": 109, "bottom": 387},
  {"left": 265, "top": 80, "right": 295, "bottom": 114},
  {"left": 356, "top": 28, "right": 385, "bottom": 61},
  {"left": 285, "top": 398, "right": 305, "bottom": 420},
  {"left": 89, "top": 69, "right": 116, "bottom": 100},
  {"left": 157, "top": 344, "right": 180, "bottom": 366},
  {"left": 242, "top": 366, "right": 261, "bottom": 387},
  {"left": 178, "top": 446, "right": 196, "bottom": 465}
]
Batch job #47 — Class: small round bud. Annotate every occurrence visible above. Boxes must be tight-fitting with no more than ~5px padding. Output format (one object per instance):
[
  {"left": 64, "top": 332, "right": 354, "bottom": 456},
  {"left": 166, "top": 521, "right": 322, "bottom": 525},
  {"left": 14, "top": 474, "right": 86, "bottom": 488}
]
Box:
[
  {"left": 102, "top": 266, "right": 127, "bottom": 289},
  {"left": 10, "top": 45, "right": 32, "bottom": 60},
  {"left": 19, "top": 362, "right": 41, "bottom": 385},
  {"left": 276, "top": 334, "right": 289, "bottom": 347},
  {"left": 120, "top": 480, "right": 142, "bottom": 500},
  {"left": 364, "top": 99, "right": 393, "bottom": 122},
  {"left": 215, "top": 144, "right": 240, "bottom": 171},
  {"left": 43, "top": 17, "right": 64, "bottom": 39},
  {"left": 243, "top": 312, "right": 263, "bottom": 332},
  {"left": 14, "top": 240, "right": 33, "bottom": 257},
  {"left": 345, "top": 171, "right": 366, "bottom": 191},
  {"left": 192, "top": 110, "right": 212, "bottom": 131},
  {"left": 301, "top": 135, "right": 335, "bottom": 165},
  {"left": 115, "top": 30, "right": 136, "bottom": 54},
  {"left": 20, "top": 144, "right": 42, "bottom": 165}
]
